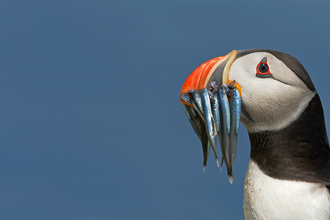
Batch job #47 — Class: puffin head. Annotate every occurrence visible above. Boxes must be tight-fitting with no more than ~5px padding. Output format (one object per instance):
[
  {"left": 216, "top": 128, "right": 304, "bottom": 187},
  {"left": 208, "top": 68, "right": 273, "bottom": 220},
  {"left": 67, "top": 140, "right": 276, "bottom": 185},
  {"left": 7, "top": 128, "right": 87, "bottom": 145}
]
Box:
[
  {"left": 180, "top": 49, "right": 324, "bottom": 183},
  {"left": 228, "top": 49, "right": 316, "bottom": 133}
]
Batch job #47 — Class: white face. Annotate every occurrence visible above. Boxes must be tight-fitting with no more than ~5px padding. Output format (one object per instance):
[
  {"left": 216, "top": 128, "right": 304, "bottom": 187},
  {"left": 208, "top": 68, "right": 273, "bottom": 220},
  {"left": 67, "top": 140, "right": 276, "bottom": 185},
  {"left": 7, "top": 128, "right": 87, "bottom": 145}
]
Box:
[{"left": 228, "top": 52, "right": 316, "bottom": 133}]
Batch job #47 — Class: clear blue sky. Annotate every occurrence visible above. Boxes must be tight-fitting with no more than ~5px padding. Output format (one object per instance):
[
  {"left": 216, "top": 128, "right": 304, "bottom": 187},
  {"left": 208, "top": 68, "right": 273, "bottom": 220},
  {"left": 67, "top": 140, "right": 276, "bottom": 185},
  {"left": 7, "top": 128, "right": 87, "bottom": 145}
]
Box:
[{"left": 1, "top": 1, "right": 330, "bottom": 219}]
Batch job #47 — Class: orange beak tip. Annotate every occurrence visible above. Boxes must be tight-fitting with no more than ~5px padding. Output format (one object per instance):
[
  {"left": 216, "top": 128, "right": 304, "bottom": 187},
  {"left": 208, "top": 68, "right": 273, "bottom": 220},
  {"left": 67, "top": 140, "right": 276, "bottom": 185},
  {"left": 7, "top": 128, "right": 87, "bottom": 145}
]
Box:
[{"left": 228, "top": 81, "right": 242, "bottom": 96}]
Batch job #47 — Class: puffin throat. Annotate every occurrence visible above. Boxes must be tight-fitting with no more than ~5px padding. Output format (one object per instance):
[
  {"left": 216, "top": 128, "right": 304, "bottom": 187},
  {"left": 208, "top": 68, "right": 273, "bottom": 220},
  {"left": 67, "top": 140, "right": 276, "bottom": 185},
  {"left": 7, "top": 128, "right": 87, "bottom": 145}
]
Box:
[{"left": 249, "top": 94, "right": 330, "bottom": 184}]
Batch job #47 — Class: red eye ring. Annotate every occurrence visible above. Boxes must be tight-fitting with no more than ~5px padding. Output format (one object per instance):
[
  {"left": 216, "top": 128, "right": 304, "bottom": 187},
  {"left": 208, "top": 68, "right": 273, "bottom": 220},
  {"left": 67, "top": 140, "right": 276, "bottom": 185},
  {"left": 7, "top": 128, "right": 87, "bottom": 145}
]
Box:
[{"left": 256, "top": 57, "right": 272, "bottom": 78}]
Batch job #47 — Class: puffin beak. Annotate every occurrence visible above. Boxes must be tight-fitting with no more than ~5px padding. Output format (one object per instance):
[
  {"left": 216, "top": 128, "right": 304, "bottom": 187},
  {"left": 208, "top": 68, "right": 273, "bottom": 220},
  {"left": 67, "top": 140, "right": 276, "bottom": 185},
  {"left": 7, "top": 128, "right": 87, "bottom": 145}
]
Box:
[{"left": 180, "top": 50, "right": 241, "bottom": 183}]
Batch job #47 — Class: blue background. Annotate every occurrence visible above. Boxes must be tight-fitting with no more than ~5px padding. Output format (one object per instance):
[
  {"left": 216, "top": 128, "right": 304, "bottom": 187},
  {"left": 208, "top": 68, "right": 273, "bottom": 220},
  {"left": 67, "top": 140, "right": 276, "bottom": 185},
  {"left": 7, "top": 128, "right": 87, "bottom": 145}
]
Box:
[{"left": 1, "top": 1, "right": 330, "bottom": 219}]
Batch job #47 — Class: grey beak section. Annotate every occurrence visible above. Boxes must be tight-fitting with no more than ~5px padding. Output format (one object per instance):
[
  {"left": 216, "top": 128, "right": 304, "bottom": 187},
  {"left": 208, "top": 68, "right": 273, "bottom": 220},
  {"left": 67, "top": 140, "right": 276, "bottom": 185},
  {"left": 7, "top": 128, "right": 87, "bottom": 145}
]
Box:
[{"left": 200, "top": 88, "right": 219, "bottom": 167}]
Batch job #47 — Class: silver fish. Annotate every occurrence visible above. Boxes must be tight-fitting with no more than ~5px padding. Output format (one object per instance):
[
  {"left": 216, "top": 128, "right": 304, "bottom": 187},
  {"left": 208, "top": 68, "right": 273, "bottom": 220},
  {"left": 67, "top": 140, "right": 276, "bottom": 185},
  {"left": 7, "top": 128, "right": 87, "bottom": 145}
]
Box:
[
  {"left": 200, "top": 88, "right": 219, "bottom": 167},
  {"left": 189, "top": 90, "right": 204, "bottom": 120},
  {"left": 181, "top": 92, "right": 211, "bottom": 170},
  {"left": 212, "top": 88, "right": 221, "bottom": 135},
  {"left": 219, "top": 84, "right": 232, "bottom": 182},
  {"left": 180, "top": 102, "right": 201, "bottom": 140},
  {"left": 228, "top": 87, "right": 241, "bottom": 178}
]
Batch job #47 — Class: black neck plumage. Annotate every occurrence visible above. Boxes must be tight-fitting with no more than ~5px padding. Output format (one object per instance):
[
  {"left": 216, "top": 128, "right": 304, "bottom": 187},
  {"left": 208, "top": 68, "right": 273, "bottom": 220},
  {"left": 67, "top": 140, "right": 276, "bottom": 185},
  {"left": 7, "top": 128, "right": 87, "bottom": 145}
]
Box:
[{"left": 249, "top": 94, "right": 330, "bottom": 184}]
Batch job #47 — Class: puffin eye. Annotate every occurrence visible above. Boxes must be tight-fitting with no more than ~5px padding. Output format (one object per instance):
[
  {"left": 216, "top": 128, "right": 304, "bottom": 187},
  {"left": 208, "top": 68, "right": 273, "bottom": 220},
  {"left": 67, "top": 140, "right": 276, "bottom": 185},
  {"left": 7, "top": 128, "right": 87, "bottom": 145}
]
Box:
[
  {"left": 256, "top": 57, "right": 272, "bottom": 78},
  {"left": 258, "top": 63, "right": 269, "bottom": 73}
]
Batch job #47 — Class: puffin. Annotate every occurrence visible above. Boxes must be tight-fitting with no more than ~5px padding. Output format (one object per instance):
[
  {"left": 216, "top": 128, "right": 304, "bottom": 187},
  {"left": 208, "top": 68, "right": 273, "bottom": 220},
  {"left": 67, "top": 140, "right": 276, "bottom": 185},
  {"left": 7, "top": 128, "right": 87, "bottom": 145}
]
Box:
[{"left": 179, "top": 49, "right": 330, "bottom": 219}]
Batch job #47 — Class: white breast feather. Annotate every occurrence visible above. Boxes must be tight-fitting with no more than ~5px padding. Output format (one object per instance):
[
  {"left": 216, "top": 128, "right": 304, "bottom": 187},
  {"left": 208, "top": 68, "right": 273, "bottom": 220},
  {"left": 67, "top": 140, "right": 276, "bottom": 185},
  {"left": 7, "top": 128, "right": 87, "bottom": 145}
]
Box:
[{"left": 243, "top": 160, "right": 330, "bottom": 220}]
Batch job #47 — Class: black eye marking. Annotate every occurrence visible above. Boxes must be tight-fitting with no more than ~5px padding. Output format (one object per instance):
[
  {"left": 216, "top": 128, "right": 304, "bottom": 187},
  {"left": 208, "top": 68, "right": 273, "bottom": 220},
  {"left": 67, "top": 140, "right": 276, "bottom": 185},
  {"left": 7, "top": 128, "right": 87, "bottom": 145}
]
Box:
[{"left": 256, "top": 57, "right": 272, "bottom": 78}]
